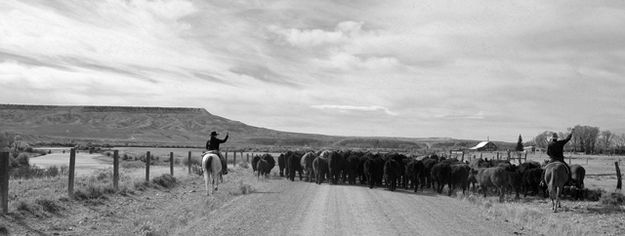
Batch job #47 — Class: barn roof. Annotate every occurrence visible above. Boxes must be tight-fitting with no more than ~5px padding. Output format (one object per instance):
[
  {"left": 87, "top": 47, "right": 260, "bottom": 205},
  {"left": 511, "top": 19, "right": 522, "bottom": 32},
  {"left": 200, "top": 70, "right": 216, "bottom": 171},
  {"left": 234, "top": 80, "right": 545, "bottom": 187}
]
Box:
[{"left": 469, "top": 141, "right": 492, "bottom": 150}]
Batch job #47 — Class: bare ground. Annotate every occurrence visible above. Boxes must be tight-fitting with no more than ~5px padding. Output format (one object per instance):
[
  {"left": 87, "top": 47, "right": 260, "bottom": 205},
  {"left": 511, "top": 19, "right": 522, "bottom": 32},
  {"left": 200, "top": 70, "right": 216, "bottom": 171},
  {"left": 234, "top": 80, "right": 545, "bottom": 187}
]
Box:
[{"left": 177, "top": 180, "right": 527, "bottom": 236}]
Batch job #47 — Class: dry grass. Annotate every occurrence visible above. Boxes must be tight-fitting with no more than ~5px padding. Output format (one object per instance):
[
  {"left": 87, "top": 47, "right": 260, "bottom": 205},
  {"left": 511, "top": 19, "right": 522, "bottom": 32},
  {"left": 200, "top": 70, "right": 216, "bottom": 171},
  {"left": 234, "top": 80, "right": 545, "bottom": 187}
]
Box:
[{"left": 457, "top": 191, "right": 625, "bottom": 236}]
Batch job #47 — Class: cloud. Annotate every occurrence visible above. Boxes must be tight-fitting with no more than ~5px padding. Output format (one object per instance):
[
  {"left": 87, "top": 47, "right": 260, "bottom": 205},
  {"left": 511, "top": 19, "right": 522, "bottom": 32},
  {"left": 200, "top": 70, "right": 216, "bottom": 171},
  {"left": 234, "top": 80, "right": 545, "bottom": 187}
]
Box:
[
  {"left": 312, "top": 104, "right": 398, "bottom": 116},
  {"left": 1, "top": 0, "right": 625, "bottom": 141},
  {"left": 270, "top": 21, "right": 364, "bottom": 47}
]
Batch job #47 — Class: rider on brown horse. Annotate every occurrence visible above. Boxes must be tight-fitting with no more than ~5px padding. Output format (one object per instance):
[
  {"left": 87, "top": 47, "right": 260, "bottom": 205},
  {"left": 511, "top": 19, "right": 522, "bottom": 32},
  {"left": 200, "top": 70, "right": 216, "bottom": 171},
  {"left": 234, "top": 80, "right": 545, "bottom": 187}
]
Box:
[{"left": 547, "top": 130, "right": 573, "bottom": 179}]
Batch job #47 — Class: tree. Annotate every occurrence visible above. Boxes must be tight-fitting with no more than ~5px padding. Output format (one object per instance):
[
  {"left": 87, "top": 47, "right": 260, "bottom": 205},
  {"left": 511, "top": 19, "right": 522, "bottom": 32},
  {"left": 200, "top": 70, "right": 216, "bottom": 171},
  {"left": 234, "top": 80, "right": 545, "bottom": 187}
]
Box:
[
  {"left": 615, "top": 134, "right": 625, "bottom": 155},
  {"left": 570, "top": 125, "right": 600, "bottom": 154},
  {"left": 516, "top": 134, "right": 524, "bottom": 151},
  {"left": 534, "top": 131, "right": 552, "bottom": 149},
  {"left": 597, "top": 130, "right": 614, "bottom": 154}
]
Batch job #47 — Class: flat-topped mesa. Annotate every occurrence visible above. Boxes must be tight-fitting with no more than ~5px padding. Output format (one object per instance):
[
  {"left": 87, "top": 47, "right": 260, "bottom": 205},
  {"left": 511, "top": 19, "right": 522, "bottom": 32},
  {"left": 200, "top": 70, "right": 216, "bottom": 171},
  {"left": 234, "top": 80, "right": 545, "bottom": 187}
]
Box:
[
  {"left": 0, "top": 104, "right": 207, "bottom": 114},
  {"left": 80, "top": 106, "right": 205, "bottom": 114}
]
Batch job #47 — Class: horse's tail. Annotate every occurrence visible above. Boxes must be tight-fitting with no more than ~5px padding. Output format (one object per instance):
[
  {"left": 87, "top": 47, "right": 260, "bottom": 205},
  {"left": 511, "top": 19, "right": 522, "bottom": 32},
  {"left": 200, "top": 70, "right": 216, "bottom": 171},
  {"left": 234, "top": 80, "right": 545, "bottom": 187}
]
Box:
[
  {"left": 203, "top": 154, "right": 222, "bottom": 175},
  {"left": 203, "top": 154, "right": 213, "bottom": 171}
]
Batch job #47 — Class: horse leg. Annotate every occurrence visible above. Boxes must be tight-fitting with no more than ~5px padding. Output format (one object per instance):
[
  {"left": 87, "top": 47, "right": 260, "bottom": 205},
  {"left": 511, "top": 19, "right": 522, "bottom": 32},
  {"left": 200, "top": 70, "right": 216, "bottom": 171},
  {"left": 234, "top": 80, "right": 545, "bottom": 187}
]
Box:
[
  {"left": 204, "top": 172, "right": 210, "bottom": 196},
  {"left": 556, "top": 186, "right": 561, "bottom": 209},
  {"left": 214, "top": 173, "right": 219, "bottom": 191}
]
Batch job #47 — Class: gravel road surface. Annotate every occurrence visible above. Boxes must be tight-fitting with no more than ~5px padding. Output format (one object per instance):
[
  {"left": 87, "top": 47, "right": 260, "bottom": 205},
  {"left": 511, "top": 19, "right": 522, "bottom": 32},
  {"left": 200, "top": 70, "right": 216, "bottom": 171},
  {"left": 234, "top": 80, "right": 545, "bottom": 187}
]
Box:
[{"left": 176, "top": 179, "right": 523, "bottom": 236}]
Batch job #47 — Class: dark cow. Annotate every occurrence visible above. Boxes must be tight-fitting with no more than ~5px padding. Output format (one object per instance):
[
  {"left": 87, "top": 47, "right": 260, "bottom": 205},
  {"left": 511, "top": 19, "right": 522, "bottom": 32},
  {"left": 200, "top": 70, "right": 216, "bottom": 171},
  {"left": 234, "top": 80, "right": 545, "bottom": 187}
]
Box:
[
  {"left": 477, "top": 167, "right": 511, "bottom": 202},
  {"left": 345, "top": 151, "right": 363, "bottom": 185},
  {"left": 313, "top": 154, "right": 329, "bottom": 184},
  {"left": 284, "top": 151, "right": 304, "bottom": 181},
  {"left": 278, "top": 154, "right": 286, "bottom": 177},
  {"left": 449, "top": 164, "right": 470, "bottom": 195},
  {"left": 252, "top": 155, "right": 261, "bottom": 173},
  {"left": 256, "top": 158, "right": 270, "bottom": 180},
  {"left": 421, "top": 157, "right": 438, "bottom": 189},
  {"left": 522, "top": 168, "right": 545, "bottom": 197},
  {"left": 569, "top": 164, "right": 586, "bottom": 200},
  {"left": 300, "top": 152, "right": 316, "bottom": 182},
  {"left": 383, "top": 157, "right": 402, "bottom": 191},
  {"left": 327, "top": 150, "right": 346, "bottom": 184},
  {"left": 405, "top": 158, "right": 424, "bottom": 192},
  {"left": 363, "top": 153, "right": 384, "bottom": 189},
  {"left": 430, "top": 162, "right": 452, "bottom": 194}
]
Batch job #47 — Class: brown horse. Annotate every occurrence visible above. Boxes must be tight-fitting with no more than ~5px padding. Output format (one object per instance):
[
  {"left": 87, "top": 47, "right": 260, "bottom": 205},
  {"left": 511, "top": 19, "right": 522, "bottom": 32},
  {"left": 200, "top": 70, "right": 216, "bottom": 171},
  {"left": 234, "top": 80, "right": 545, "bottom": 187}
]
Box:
[{"left": 544, "top": 162, "right": 569, "bottom": 212}]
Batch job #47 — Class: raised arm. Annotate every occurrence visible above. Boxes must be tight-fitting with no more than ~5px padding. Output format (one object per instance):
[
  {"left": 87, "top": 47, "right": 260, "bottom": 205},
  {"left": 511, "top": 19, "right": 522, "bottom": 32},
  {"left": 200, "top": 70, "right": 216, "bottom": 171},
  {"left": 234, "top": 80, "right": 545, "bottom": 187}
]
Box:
[{"left": 220, "top": 133, "right": 229, "bottom": 143}]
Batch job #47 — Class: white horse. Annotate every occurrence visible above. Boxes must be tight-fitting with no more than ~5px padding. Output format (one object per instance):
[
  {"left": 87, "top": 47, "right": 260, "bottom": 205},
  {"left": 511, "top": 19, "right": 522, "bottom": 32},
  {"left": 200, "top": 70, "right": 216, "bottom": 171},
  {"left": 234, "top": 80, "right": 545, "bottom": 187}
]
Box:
[{"left": 202, "top": 153, "right": 223, "bottom": 196}]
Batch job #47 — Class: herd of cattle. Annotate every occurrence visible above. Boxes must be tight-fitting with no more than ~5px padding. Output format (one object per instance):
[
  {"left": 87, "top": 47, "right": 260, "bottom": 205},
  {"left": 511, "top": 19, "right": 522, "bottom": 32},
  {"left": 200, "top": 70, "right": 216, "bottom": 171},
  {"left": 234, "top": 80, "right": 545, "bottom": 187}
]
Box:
[{"left": 250, "top": 150, "right": 587, "bottom": 202}]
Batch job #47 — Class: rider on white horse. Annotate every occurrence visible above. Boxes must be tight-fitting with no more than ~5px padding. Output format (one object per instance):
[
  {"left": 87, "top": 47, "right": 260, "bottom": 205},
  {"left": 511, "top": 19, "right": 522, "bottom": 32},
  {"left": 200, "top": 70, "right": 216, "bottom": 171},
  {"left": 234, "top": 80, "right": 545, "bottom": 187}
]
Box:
[{"left": 205, "top": 131, "right": 229, "bottom": 174}]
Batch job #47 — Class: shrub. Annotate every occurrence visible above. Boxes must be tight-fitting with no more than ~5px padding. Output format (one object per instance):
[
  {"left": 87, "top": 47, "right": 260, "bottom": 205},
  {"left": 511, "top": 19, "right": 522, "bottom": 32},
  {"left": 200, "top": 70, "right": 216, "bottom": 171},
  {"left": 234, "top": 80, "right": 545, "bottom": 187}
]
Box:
[
  {"left": 134, "top": 181, "right": 152, "bottom": 191},
  {"left": 121, "top": 161, "right": 144, "bottom": 169},
  {"left": 600, "top": 192, "right": 625, "bottom": 206},
  {"left": 238, "top": 162, "right": 250, "bottom": 169},
  {"left": 152, "top": 174, "right": 176, "bottom": 188},
  {"left": 16, "top": 153, "right": 30, "bottom": 167},
  {"left": 36, "top": 199, "right": 61, "bottom": 213},
  {"left": 46, "top": 166, "right": 59, "bottom": 177},
  {"left": 73, "top": 183, "right": 114, "bottom": 200}
]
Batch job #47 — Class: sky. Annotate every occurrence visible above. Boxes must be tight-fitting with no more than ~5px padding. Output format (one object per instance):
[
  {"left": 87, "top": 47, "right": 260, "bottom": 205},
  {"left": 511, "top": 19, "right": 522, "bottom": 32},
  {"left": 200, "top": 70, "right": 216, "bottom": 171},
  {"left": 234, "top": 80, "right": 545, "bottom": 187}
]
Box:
[{"left": 1, "top": 0, "right": 624, "bottom": 142}]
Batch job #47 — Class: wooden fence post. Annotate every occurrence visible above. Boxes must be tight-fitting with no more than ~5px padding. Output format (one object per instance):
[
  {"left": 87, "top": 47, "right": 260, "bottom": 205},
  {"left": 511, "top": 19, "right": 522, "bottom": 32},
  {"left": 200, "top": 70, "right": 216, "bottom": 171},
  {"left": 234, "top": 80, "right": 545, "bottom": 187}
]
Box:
[
  {"left": 0, "top": 152, "right": 9, "bottom": 214},
  {"left": 170, "top": 152, "right": 174, "bottom": 176},
  {"left": 188, "top": 151, "right": 191, "bottom": 174},
  {"left": 525, "top": 152, "right": 528, "bottom": 163},
  {"left": 233, "top": 151, "right": 237, "bottom": 165},
  {"left": 247, "top": 153, "right": 249, "bottom": 162},
  {"left": 68, "top": 148, "right": 76, "bottom": 197},
  {"left": 113, "top": 150, "right": 119, "bottom": 191},
  {"left": 146, "top": 151, "right": 150, "bottom": 182},
  {"left": 616, "top": 162, "right": 622, "bottom": 190}
]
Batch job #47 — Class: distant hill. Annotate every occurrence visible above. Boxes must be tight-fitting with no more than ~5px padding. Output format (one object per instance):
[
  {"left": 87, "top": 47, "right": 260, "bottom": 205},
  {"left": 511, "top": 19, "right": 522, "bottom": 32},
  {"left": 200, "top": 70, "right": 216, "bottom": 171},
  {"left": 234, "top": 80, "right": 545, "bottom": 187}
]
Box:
[{"left": 0, "top": 104, "right": 495, "bottom": 151}]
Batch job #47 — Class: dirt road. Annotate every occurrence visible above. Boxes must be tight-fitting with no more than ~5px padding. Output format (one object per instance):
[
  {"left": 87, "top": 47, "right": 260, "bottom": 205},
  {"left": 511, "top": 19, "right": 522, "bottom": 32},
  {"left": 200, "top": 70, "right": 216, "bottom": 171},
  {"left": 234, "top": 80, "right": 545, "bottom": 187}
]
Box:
[{"left": 176, "top": 179, "right": 526, "bottom": 236}]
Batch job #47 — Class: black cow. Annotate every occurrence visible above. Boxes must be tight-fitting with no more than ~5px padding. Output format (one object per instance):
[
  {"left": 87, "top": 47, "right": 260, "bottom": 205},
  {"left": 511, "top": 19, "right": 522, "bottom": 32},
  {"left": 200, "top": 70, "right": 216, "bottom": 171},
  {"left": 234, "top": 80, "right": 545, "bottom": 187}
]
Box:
[
  {"left": 278, "top": 154, "right": 286, "bottom": 177},
  {"left": 405, "top": 158, "right": 424, "bottom": 192},
  {"left": 422, "top": 157, "right": 438, "bottom": 189},
  {"left": 569, "top": 164, "right": 586, "bottom": 200},
  {"left": 284, "top": 151, "right": 304, "bottom": 181},
  {"left": 327, "top": 150, "right": 346, "bottom": 184},
  {"left": 313, "top": 155, "right": 328, "bottom": 184},
  {"left": 449, "top": 164, "right": 470, "bottom": 195},
  {"left": 252, "top": 155, "right": 261, "bottom": 173},
  {"left": 431, "top": 162, "right": 452, "bottom": 194},
  {"left": 345, "top": 151, "right": 362, "bottom": 185},
  {"left": 522, "top": 168, "right": 545, "bottom": 197},
  {"left": 363, "top": 153, "right": 384, "bottom": 189},
  {"left": 383, "top": 157, "right": 401, "bottom": 191},
  {"left": 256, "top": 158, "right": 270, "bottom": 180}
]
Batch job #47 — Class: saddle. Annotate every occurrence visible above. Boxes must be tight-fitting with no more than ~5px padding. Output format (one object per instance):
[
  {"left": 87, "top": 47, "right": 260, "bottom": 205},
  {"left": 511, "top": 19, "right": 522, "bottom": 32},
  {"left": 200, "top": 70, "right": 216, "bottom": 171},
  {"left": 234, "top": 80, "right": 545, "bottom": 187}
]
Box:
[{"left": 544, "top": 160, "right": 571, "bottom": 176}]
